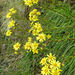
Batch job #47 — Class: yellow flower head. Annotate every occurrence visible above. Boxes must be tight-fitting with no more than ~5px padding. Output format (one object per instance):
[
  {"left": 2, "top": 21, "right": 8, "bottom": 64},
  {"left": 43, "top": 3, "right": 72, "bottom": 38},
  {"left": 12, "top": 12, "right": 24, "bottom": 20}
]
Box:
[
  {"left": 32, "top": 15, "right": 38, "bottom": 21},
  {"left": 32, "top": 9, "right": 37, "bottom": 14},
  {"left": 27, "top": 0, "right": 33, "bottom": 7},
  {"left": 40, "top": 57, "right": 47, "bottom": 65},
  {"left": 24, "top": 0, "right": 33, "bottom": 7},
  {"left": 36, "top": 33, "right": 46, "bottom": 42},
  {"left": 32, "top": 22, "right": 42, "bottom": 31},
  {"left": 9, "top": 8, "right": 16, "bottom": 14},
  {"left": 32, "top": 49, "right": 38, "bottom": 54},
  {"left": 36, "top": 11, "right": 41, "bottom": 15},
  {"left": 34, "top": 22, "right": 41, "bottom": 28},
  {"left": 37, "top": 26, "right": 42, "bottom": 32},
  {"left": 47, "top": 34, "right": 51, "bottom": 39},
  {"left": 33, "top": 0, "right": 38, "bottom": 4},
  {"left": 12, "top": 10, "right": 16, "bottom": 14},
  {"left": 6, "top": 30, "right": 12, "bottom": 36},
  {"left": 6, "top": 8, "right": 16, "bottom": 18},
  {"left": 8, "top": 19, "right": 15, "bottom": 28},
  {"left": 24, "top": 0, "right": 38, "bottom": 7},
  {"left": 6, "top": 12, "right": 12, "bottom": 18},
  {"left": 29, "top": 9, "right": 40, "bottom": 21},
  {"left": 9, "top": 8, "right": 15, "bottom": 12},
  {"left": 41, "top": 65, "right": 50, "bottom": 75},
  {"left": 47, "top": 53, "right": 56, "bottom": 62},
  {"left": 32, "top": 29, "right": 39, "bottom": 35},
  {"left": 24, "top": 42, "right": 32, "bottom": 50},
  {"left": 13, "top": 42, "right": 21, "bottom": 50},
  {"left": 51, "top": 60, "right": 61, "bottom": 69},
  {"left": 31, "top": 41, "right": 39, "bottom": 50},
  {"left": 52, "top": 69, "right": 62, "bottom": 75}
]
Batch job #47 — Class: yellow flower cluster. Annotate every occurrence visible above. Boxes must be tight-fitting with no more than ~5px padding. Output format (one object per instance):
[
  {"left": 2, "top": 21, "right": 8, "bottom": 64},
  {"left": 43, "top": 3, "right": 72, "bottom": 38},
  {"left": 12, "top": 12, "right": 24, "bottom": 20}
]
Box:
[
  {"left": 29, "top": 22, "right": 51, "bottom": 42},
  {"left": 29, "top": 9, "right": 41, "bottom": 21},
  {"left": 40, "top": 53, "right": 62, "bottom": 75},
  {"left": 5, "top": 8, "right": 17, "bottom": 36},
  {"left": 7, "top": 2, "right": 51, "bottom": 54},
  {"left": 24, "top": 0, "right": 38, "bottom": 7},
  {"left": 24, "top": 37, "right": 39, "bottom": 54},
  {"left": 23, "top": 8, "right": 51, "bottom": 54},
  {"left": 6, "top": 19, "right": 16, "bottom": 36},
  {"left": 13, "top": 42, "right": 21, "bottom": 54},
  {"left": 6, "top": 8, "right": 16, "bottom": 19},
  {"left": 29, "top": 22, "right": 42, "bottom": 35},
  {"left": 8, "top": 19, "right": 15, "bottom": 28}
]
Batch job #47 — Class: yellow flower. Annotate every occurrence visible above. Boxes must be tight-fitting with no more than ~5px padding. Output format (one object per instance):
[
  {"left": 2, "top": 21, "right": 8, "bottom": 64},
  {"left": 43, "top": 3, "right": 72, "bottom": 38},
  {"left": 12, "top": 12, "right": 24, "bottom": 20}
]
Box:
[
  {"left": 13, "top": 42, "right": 21, "bottom": 50},
  {"left": 47, "top": 53, "right": 56, "bottom": 62},
  {"left": 33, "top": 0, "right": 38, "bottom": 4},
  {"left": 26, "top": 0, "right": 33, "bottom": 7},
  {"left": 32, "top": 15, "right": 38, "bottom": 21},
  {"left": 52, "top": 69, "right": 62, "bottom": 75},
  {"left": 6, "top": 30, "right": 12, "bottom": 36},
  {"left": 41, "top": 66, "right": 50, "bottom": 75},
  {"left": 31, "top": 41, "right": 39, "bottom": 50},
  {"left": 34, "top": 22, "right": 41, "bottom": 28},
  {"left": 29, "top": 9, "right": 40, "bottom": 21},
  {"left": 12, "top": 10, "right": 16, "bottom": 14},
  {"left": 40, "top": 57, "right": 47, "bottom": 65},
  {"left": 24, "top": 42, "right": 32, "bottom": 50},
  {"left": 37, "top": 11, "right": 41, "bottom": 15},
  {"left": 6, "top": 8, "right": 16, "bottom": 18},
  {"left": 51, "top": 60, "right": 61, "bottom": 69},
  {"left": 32, "top": 49, "right": 38, "bottom": 54},
  {"left": 9, "top": 8, "right": 15, "bottom": 12},
  {"left": 24, "top": 0, "right": 38, "bottom": 7},
  {"left": 9, "top": 8, "right": 16, "bottom": 14},
  {"left": 8, "top": 19, "right": 15, "bottom": 28},
  {"left": 36, "top": 33, "right": 46, "bottom": 42},
  {"left": 47, "top": 34, "right": 51, "bottom": 39},
  {"left": 6, "top": 12, "right": 12, "bottom": 18},
  {"left": 32, "top": 29, "right": 39, "bottom": 35},
  {"left": 32, "top": 9, "right": 37, "bottom": 14},
  {"left": 28, "top": 1, "right": 33, "bottom": 7},
  {"left": 37, "top": 26, "right": 42, "bottom": 32}
]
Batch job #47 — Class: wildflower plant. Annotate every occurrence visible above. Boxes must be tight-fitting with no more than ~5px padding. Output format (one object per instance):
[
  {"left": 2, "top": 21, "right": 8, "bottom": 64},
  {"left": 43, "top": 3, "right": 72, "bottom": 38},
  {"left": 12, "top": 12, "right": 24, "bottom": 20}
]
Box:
[
  {"left": 40, "top": 53, "right": 62, "bottom": 75},
  {"left": 2, "top": 0, "right": 65, "bottom": 75},
  {"left": 0, "top": 0, "right": 75, "bottom": 75},
  {"left": 5, "top": 8, "right": 17, "bottom": 37},
  {"left": 6, "top": 8, "right": 16, "bottom": 19}
]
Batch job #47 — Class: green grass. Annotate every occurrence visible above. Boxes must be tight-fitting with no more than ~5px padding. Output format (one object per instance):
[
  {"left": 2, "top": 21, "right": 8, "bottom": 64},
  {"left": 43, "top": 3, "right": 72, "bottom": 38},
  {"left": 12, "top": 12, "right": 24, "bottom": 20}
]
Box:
[{"left": 0, "top": 0, "right": 75, "bottom": 75}]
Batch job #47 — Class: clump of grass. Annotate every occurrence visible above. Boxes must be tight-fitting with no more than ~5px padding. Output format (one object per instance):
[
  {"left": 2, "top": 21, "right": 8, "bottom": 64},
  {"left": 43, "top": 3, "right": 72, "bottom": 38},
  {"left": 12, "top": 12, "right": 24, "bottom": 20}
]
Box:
[{"left": 0, "top": 0, "right": 75, "bottom": 75}]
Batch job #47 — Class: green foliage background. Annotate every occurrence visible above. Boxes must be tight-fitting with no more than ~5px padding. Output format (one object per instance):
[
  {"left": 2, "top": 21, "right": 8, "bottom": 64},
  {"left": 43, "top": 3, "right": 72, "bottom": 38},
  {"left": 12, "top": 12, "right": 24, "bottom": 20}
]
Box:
[{"left": 0, "top": 0, "right": 75, "bottom": 75}]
